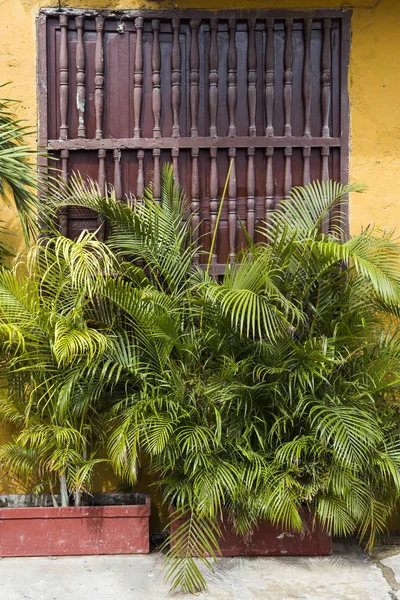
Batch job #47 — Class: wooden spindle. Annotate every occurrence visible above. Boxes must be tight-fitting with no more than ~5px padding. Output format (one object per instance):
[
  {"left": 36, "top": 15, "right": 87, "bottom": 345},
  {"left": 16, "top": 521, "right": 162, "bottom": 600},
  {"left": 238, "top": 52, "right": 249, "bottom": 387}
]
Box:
[
  {"left": 265, "top": 19, "right": 275, "bottom": 137},
  {"left": 284, "top": 147, "right": 292, "bottom": 195},
  {"left": 265, "top": 147, "right": 274, "bottom": 222},
  {"left": 321, "top": 147, "right": 329, "bottom": 181},
  {"left": 228, "top": 147, "right": 237, "bottom": 263},
  {"left": 209, "top": 18, "right": 218, "bottom": 138},
  {"left": 172, "top": 148, "right": 179, "bottom": 185},
  {"left": 321, "top": 19, "right": 331, "bottom": 137},
  {"left": 303, "top": 19, "right": 312, "bottom": 137},
  {"left": 137, "top": 149, "right": 144, "bottom": 198},
  {"left": 98, "top": 149, "right": 106, "bottom": 196},
  {"left": 190, "top": 19, "right": 200, "bottom": 138},
  {"left": 59, "top": 15, "right": 69, "bottom": 140},
  {"left": 153, "top": 148, "right": 161, "bottom": 204},
  {"left": 113, "top": 149, "right": 122, "bottom": 200},
  {"left": 248, "top": 19, "right": 257, "bottom": 137},
  {"left": 95, "top": 16, "right": 104, "bottom": 140},
  {"left": 152, "top": 19, "right": 162, "bottom": 139},
  {"left": 284, "top": 19, "right": 293, "bottom": 137},
  {"left": 171, "top": 18, "right": 181, "bottom": 138},
  {"left": 303, "top": 147, "right": 311, "bottom": 185},
  {"left": 60, "top": 149, "right": 69, "bottom": 236},
  {"left": 191, "top": 148, "right": 200, "bottom": 264},
  {"left": 133, "top": 17, "right": 144, "bottom": 138},
  {"left": 321, "top": 147, "right": 330, "bottom": 234},
  {"left": 247, "top": 147, "right": 255, "bottom": 241},
  {"left": 97, "top": 149, "right": 106, "bottom": 241},
  {"left": 209, "top": 148, "right": 218, "bottom": 265},
  {"left": 227, "top": 19, "right": 237, "bottom": 138},
  {"left": 75, "top": 16, "right": 86, "bottom": 138}
]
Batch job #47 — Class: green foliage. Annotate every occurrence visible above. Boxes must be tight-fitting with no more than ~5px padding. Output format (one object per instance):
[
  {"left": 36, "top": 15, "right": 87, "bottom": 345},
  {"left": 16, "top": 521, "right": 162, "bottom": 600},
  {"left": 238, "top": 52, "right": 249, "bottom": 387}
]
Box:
[
  {"left": 2, "top": 166, "right": 400, "bottom": 592},
  {"left": 0, "top": 85, "right": 46, "bottom": 244}
]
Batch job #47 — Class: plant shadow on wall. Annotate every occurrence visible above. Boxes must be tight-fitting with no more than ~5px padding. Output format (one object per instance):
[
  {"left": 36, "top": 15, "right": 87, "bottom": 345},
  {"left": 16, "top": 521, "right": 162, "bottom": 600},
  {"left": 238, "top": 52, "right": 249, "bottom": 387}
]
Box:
[{"left": 2, "top": 161, "right": 400, "bottom": 592}]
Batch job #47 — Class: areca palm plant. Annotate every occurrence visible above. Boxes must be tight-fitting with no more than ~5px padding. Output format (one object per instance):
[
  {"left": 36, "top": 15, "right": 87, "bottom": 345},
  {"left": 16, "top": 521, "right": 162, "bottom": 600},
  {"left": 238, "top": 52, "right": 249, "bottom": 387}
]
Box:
[{"left": 2, "top": 166, "right": 400, "bottom": 592}]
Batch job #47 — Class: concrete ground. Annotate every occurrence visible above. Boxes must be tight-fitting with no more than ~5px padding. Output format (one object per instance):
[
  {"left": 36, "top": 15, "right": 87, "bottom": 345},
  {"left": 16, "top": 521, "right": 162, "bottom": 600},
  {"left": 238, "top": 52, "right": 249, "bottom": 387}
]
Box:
[{"left": 1, "top": 541, "right": 400, "bottom": 599}]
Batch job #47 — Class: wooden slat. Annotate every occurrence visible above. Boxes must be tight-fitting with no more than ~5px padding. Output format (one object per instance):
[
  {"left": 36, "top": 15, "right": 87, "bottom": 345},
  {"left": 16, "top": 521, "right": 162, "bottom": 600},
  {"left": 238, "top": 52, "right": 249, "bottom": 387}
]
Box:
[
  {"left": 191, "top": 148, "right": 200, "bottom": 264},
  {"left": 75, "top": 16, "right": 86, "bottom": 138},
  {"left": 247, "top": 147, "right": 255, "bottom": 240},
  {"left": 247, "top": 18, "right": 257, "bottom": 137},
  {"left": 190, "top": 19, "right": 200, "bottom": 138},
  {"left": 321, "top": 18, "right": 331, "bottom": 137},
  {"left": 172, "top": 148, "right": 179, "bottom": 185},
  {"left": 228, "top": 147, "right": 237, "bottom": 263},
  {"left": 265, "top": 18, "right": 275, "bottom": 137},
  {"left": 97, "top": 148, "right": 106, "bottom": 240},
  {"left": 265, "top": 147, "right": 274, "bottom": 222},
  {"left": 209, "top": 147, "right": 218, "bottom": 265},
  {"left": 303, "top": 146, "right": 311, "bottom": 185},
  {"left": 95, "top": 16, "right": 104, "bottom": 140},
  {"left": 152, "top": 19, "right": 162, "bottom": 139},
  {"left": 153, "top": 148, "right": 161, "bottom": 203},
  {"left": 227, "top": 18, "right": 237, "bottom": 138},
  {"left": 60, "top": 149, "right": 69, "bottom": 235},
  {"left": 303, "top": 18, "right": 312, "bottom": 137},
  {"left": 113, "top": 149, "right": 122, "bottom": 200},
  {"left": 284, "top": 19, "right": 293, "bottom": 137},
  {"left": 48, "top": 136, "right": 342, "bottom": 151},
  {"left": 137, "top": 149, "right": 145, "bottom": 198},
  {"left": 209, "top": 18, "right": 218, "bottom": 138},
  {"left": 171, "top": 18, "right": 181, "bottom": 138},
  {"left": 133, "top": 17, "right": 144, "bottom": 138},
  {"left": 59, "top": 15, "right": 69, "bottom": 140}
]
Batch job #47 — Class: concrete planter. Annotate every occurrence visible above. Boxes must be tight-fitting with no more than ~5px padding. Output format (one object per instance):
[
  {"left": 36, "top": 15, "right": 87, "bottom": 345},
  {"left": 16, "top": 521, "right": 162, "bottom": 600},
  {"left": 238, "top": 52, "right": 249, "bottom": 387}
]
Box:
[
  {"left": 0, "top": 493, "right": 151, "bottom": 557},
  {"left": 170, "top": 509, "right": 332, "bottom": 557}
]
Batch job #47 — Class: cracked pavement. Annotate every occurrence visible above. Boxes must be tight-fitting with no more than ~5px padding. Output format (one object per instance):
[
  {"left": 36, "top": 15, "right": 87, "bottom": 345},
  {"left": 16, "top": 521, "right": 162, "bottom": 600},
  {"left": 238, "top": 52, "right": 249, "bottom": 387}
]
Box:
[{"left": 0, "top": 540, "right": 399, "bottom": 599}]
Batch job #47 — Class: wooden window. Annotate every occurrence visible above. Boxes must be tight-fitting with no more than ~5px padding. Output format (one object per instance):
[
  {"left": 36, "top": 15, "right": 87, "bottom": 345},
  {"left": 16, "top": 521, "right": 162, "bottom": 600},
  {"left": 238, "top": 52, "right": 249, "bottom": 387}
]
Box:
[{"left": 38, "top": 8, "right": 351, "bottom": 273}]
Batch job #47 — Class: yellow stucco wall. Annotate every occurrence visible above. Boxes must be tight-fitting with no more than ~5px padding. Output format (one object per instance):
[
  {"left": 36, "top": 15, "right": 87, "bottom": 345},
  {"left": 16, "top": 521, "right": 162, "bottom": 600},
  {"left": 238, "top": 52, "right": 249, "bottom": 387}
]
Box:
[
  {"left": 0, "top": 0, "right": 399, "bottom": 520},
  {"left": 0, "top": 0, "right": 398, "bottom": 237}
]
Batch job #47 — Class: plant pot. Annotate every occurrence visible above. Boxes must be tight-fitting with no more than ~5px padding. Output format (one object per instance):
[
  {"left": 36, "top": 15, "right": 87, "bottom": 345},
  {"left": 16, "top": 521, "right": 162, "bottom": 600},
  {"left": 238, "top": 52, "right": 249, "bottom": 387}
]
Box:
[
  {"left": 0, "top": 493, "right": 151, "bottom": 557},
  {"left": 169, "top": 508, "right": 332, "bottom": 557}
]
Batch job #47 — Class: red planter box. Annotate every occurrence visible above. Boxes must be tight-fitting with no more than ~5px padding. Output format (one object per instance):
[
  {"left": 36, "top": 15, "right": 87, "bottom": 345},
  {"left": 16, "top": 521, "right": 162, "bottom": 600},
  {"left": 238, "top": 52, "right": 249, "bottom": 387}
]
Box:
[
  {"left": 170, "top": 510, "right": 331, "bottom": 557},
  {"left": 0, "top": 494, "right": 151, "bottom": 557}
]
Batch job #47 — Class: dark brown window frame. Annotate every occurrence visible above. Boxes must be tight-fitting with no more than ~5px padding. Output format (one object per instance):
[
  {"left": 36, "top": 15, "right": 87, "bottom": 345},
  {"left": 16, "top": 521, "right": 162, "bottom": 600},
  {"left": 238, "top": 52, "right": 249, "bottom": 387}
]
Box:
[{"left": 37, "top": 8, "right": 351, "bottom": 272}]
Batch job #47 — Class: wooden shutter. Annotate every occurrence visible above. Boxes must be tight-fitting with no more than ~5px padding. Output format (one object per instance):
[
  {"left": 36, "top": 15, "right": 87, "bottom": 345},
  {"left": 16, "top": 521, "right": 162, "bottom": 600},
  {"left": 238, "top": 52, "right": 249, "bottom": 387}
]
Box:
[{"left": 38, "top": 8, "right": 351, "bottom": 273}]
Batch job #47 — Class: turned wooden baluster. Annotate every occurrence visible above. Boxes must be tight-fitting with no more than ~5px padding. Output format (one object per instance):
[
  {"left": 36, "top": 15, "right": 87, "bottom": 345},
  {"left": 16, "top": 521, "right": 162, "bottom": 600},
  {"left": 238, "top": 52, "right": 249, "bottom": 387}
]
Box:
[
  {"left": 303, "top": 18, "right": 312, "bottom": 137},
  {"left": 209, "top": 148, "right": 218, "bottom": 265},
  {"left": 209, "top": 18, "right": 218, "bottom": 137},
  {"left": 265, "top": 147, "right": 274, "bottom": 223},
  {"left": 133, "top": 17, "right": 144, "bottom": 138},
  {"left": 227, "top": 19, "right": 237, "bottom": 137},
  {"left": 60, "top": 149, "right": 69, "bottom": 236},
  {"left": 247, "top": 147, "right": 255, "bottom": 241},
  {"left": 171, "top": 18, "right": 181, "bottom": 138},
  {"left": 284, "top": 19, "right": 293, "bottom": 137},
  {"left": 321, "top": 146, "right": 330, "bottom": 234},
  {"left": 265, "top": 19, "right": 275, "bottom": 137},
  {"left": 95, "top": 16, "right": 104, "bottom": 140},
  {"left": 303, "top": 147, "right": 311, "bottom": 185},
  {"left": 248, "top": 18, "right": 257, "bottom": 137},
  {"left": 172, "top": 148, "right": 179, "bottom": 185},
  {"left": 113, "top": 149, "right": 122, "bottom": 201},
  {"left": 190, "top": 19, "right": 200, "bottom": 137},
  {"left": 137, "top": 149, "right": 145, "bottom": 198},
  {"left": 228, "top": 148, "right": 237, "bottom": 263},
  {"left": 152, "top": 19, "right": 162, "bottom": 138},
  {"left": 321, "top": 18, "right": 331, "bottom": 137},
  {"left": 59, "top": 15, "right": 69, "bottom": 140},
  {"left": 153, "top": 148, "right": 161, "bottom": 204},
  {"left": 191, "top": 148, "right": 200, "bottom": 264},
  {"left": 97, "top": 149, "right": 106, "bottom": 241},
  {"left": 284, "top": 147, "right": 292, "bottom": 196},
  {"left": 75, "top": 16, "right": 86, "bottom": 138}
]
